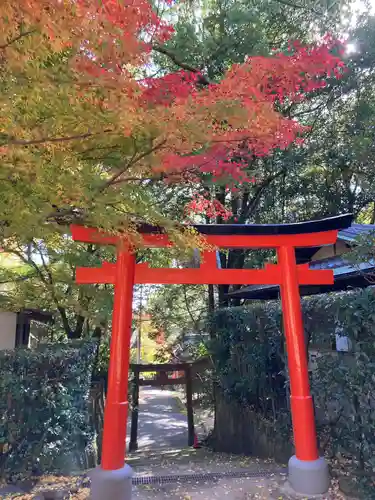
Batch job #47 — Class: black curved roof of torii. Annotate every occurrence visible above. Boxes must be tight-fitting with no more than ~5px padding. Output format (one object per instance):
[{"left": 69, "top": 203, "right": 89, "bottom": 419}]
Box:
[{"left": 138, "top": 214, "right": 353, "bottom": 236}]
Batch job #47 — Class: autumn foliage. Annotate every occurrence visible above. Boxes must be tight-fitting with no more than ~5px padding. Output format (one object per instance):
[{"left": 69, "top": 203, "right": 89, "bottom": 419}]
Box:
[{"left": 0, "top": 0, "right": 346, "bottom": 236}]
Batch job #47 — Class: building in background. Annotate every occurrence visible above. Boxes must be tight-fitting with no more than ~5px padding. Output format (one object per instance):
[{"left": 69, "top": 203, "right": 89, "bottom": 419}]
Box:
[
  {"left": 0, "top": 308, "right": 54, "bottom": 350},
  {"left": 0, "top": 248, "right": 54, "bottom": 349},
  {"left": 228, "top": 223, "right": 375, "bottom": 302}
]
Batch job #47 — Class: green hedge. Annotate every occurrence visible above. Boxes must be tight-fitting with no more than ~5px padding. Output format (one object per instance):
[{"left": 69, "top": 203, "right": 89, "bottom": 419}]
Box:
[
  {"left": 209, "top": 300, "right": 286, "bottom": 418},
  {"left": 0, "top": 341, "right": 97, "bottom": 477},
  {"left": 209, "top": 288, "right": 375, "bottom": 496}
]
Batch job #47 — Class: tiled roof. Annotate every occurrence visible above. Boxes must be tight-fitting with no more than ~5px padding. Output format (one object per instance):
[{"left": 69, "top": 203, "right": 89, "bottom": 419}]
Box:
[
  {"left": 228, "top": 260, "right": 375, "bottom": 299},
  {"left": 227, "top": 223, "right": 375, "bottom": 299},
  {"left": 338, "top": 223, "right": 375, "bottom": 242}
]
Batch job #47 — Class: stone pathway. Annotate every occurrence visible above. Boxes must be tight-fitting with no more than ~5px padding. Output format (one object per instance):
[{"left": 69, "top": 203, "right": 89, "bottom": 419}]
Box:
[
  {"left": 127, "top": 387, "right": 188, "bottom": 452},
  {"left": 125, "top": 388, "right": 290, "bottom": 499}
]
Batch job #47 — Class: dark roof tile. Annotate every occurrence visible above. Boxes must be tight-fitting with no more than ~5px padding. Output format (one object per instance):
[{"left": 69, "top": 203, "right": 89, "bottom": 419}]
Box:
[{"left": 339, "top": 223, "right": 375, "bottom": 241}]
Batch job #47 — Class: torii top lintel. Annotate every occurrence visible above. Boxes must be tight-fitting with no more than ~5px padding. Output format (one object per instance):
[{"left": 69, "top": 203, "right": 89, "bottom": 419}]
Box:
[
  {"left": 71, "top": 214, "right": 352, "bottom": 249},
  {"left": 70, "top": 214, "right": 352, "bottom": 286}
]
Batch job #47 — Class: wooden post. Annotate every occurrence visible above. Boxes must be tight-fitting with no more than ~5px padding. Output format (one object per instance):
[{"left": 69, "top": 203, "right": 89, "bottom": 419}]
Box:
[
  {"left": 185, "top": 365, "right": 194, "bottom": 446},
  {"left": 129, "top": 368, "right": 140, "bottom": 452}
]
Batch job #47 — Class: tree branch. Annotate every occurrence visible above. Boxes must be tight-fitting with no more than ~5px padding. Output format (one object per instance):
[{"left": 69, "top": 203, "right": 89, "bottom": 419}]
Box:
[
  {"left": 241, "top": 168, "right": 287, "bottom": 222},
  {"left": 3, "top": 129, "right": 113, "bottom": 147},
  {"left": 110, "top": 174, "right": 164, "bottom": 185},
  {"left": 152, "top": 45, "right": 210, "bottom": 85},
  {"left": 182, "top": 285, "right": 205, "bottom": 331},
  {"left": 271, "top": 0, "right": 322, "bottom": 15},
  {"left": 0, "top": 30, "right": 36, "bottom": 50},
  {"left": 32, "top": 240, "right": 53, "bottom": 283},
  {"left": 6, "top": 244, "right": 73, "bottom": 337},
  {"left": 6, "top": 246, "right": 50, "bottom": 287},
  {"left": 99, "top": 139, "right": 167, "bottom": 191},
  {"left": 0, "top": 272, "right": 37, "bottom": 284}
]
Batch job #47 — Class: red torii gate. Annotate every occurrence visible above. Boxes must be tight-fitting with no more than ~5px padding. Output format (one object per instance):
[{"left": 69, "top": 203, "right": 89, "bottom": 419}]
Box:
[{"left": 71, "top": 214, "right": 352, "bottom": 499}]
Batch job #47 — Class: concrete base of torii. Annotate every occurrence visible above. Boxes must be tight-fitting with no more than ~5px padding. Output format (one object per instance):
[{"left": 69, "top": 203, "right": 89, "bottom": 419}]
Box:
[
  {"left": 89, "top": 464, "right": 133, "bottom": 500},
  {"left": 288, "top": 455, "right": 330, "bottom": 495}
]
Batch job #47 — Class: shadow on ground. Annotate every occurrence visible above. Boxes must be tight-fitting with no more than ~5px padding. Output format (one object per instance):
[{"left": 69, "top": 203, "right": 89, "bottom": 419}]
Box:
[{"left": 127, "top": 387, "right": 188, "bottom": 451}]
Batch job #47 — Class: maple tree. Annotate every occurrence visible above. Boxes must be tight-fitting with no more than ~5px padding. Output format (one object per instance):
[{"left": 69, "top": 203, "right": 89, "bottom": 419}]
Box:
[{"left": 0, "top": 1, "right": 346, "bottom": 245}]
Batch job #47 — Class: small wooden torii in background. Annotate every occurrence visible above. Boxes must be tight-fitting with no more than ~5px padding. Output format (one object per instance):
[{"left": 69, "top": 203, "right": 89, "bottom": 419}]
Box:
[
  {"left": 128, "top": 362, "right": 195, "bottom": 453},
  {"left": 71, "top": 213, "right": 352, "bottom": 500}
]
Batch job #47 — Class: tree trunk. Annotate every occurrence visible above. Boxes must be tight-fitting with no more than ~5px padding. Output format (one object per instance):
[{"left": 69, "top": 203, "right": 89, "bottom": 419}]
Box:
[
  {"left": 71, "top": 314, "right": 85, "bottom": 339},
  {"left": 58, "top": 306, "right": 73, "bottom": 338},
  {"left": 208, "top": 284, "right": 215, "bottom": 312}
]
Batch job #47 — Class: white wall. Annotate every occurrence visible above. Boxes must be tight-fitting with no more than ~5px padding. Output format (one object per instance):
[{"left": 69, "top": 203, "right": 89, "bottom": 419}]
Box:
[{"left": 0, "top": 311, "right": 17, "bottom": 350}]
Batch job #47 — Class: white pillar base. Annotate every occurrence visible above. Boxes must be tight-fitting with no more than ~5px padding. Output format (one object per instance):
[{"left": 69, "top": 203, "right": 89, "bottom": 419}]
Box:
[
  {"left": 89, "top": 464, "right": 133, "bottom": 500},
  {"left": 288, "top": 455, "right": 330, "bottom": 495}
]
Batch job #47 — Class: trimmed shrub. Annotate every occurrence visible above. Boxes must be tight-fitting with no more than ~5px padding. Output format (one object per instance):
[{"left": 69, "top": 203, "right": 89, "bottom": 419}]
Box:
[
  {"left": 208, "top": 288, "right": 375, "bottom": 496},
  {"left": 0, "top": 340, "right": 97, "bottom": 477}
]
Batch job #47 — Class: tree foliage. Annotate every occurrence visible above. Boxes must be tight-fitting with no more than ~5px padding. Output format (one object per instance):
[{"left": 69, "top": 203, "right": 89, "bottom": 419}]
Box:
[
  {"left": 2, "top": 0, "right": 374, "bottom": 338},
  {"left": 0, "top": 0, "right": 346, "bottom": 244},
  {"left": 0, "top": 0, "right": 349, "bottom": 341},
  {"left": 0, "top": 236, "right": 114, "bottom": 338},
  {"left": 156, "top": 1, "right": 375, "bottom": 307}
]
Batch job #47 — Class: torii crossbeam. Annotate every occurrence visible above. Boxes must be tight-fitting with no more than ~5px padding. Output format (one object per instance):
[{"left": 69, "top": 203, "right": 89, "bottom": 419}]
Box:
[{"left": 71, "top": 214, "right": 352, "bottom": 499}]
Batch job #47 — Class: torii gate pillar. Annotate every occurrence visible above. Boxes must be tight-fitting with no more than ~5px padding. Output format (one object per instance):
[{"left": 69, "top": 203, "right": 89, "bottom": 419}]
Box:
[
  {"left": 71, "top": 214, "right": 352, "bottom": 500},
  {"left": 278, "top": 245, "right": 329, "bottom": 494},
  {"left": 90, "top": 247, "right": 135, "bottom": 500}
]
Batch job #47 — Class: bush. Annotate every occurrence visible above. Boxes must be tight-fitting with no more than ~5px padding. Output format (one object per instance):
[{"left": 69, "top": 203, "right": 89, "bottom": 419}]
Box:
[
  {"left": 313, "top": 351, "right": 375, "bottom": 496},
  {"left": 209, "top": 301, "right": 286, "bottom": 419},
  {"left": 0, "top": 340, "right": 97, "bottom": 477},
  {"left": 208, "top": 288, "right": 375, "bottom": 496}
]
